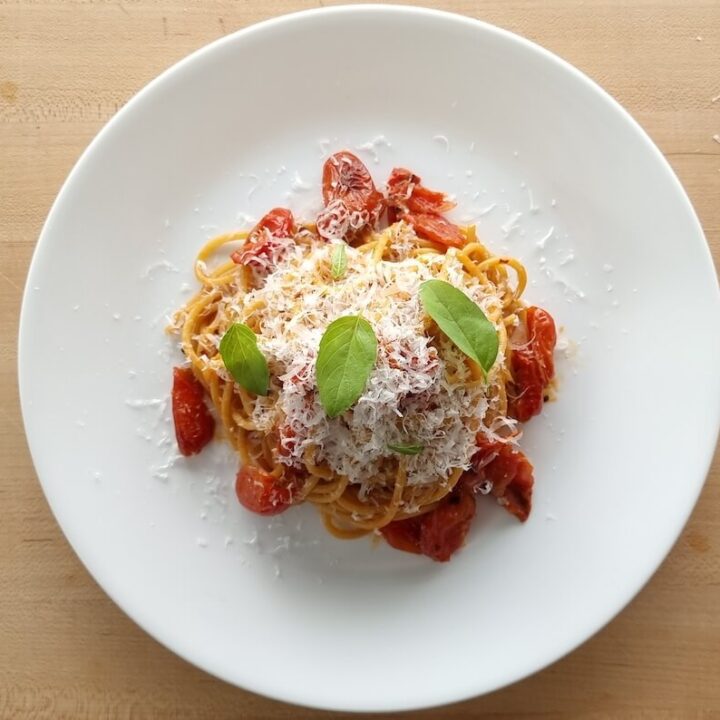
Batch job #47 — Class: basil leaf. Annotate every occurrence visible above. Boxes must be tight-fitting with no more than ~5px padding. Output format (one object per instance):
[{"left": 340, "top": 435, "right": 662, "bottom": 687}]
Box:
[
  {"left": 316, "top": 316, "right": 377, "bottom": 418},
  {"left": 330, "top": 243, "right": 347, "bottom": 279},
  {"left": 387, "top": 442, "right": 424, "bottom": 456},
  {"left": 419, "top": 279, "right": 499, "bottom": 374},
  {"left": 219, "top": 323, "right": 269, "bottom": 396}
]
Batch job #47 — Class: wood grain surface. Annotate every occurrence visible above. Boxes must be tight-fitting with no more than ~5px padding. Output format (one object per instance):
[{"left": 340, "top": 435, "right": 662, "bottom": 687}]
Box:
[{"left": 1, "top": 1, "right": 719, "bottom": 718}]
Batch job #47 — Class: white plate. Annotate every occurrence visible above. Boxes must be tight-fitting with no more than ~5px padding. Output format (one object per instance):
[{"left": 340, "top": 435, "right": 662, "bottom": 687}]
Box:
[{"left": 19, "top": 5, "right": 720, "bottom": 712}]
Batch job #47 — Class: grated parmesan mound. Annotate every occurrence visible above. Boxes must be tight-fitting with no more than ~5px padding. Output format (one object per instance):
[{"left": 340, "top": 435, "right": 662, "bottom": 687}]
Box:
[{"left": 200, "top": 222, "right": 513, "bottom": 490}]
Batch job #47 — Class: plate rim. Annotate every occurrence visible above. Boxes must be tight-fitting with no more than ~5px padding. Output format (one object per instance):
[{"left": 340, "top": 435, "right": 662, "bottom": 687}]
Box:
[{"left": 17, "top": 4, "right": 720, "bottom": 712}]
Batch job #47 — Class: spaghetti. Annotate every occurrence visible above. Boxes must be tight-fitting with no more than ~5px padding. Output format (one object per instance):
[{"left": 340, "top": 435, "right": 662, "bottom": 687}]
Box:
[{"left": 169, "top": 152, "right": 557, "bottom": 561}]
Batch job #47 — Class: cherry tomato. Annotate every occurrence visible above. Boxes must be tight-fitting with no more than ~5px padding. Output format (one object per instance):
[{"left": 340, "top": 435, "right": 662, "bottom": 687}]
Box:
[
  {"left": 322, "top": 151, "right": 384, "bottom": 217},
  {"left": 527, "top": 306, "right": 556, "bottom": 384},
  {"left": 250, "top": 207, "right": 294, "bottom": 239},
  {"left": 230, "top": 207, "right": 294, "bottom": 266},
  {"left": 508, "top": 348, "right": 545, "bottom": 422},
  {"left": 418, "top": 486, "right": 476, "bottom": 561},
  {"left": 315, "top": 198, "right": 350, "bottom": 241},
  {"left": 386, "top": 167, "right": 419, "bottom": 210},
  {"left": 235, "top": 465, "right": 295, "bottom": 516},
  {"left": 387, "top": 167, "right": 455, "bottom": 215},
  {"left": 171, "top": 367, "right": 215, "bottom": 456},
  {"left": 464, "top": 436, "right": 535, "bottom": 522},
  {"left": 380, "top": 515, "right": 423, "bottom": 555},
  {"left": 380, "top": 486, "right": 476, "bottom": 561},
  {"left": 385, "top": 168, "right": 462, "bottom": 246},
  {"left": 508, "top": 306, "right": 557, "bottom": 422},
  {"left": 404, "top": 212, "right": 465, "bottom": 248},
  {"left": 499, "top": 464, "right": 534, "bottom": 523}
]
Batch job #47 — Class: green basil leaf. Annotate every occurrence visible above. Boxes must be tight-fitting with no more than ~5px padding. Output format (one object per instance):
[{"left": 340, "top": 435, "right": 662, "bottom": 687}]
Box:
[
  {"left": 219, "top": 323, "right": 269, "bottom": 396},
  {"left": 330, "top": 243, "right": 347, "bottom": 279},
  {"left": 419, "top": 279, "right": 499, "bottom": 374},
  {"left": 316, "top": 316, "right": 377, "bottom": 418},
  {"left": 387, "top": 442, "right": 424, "bottom": 456}
]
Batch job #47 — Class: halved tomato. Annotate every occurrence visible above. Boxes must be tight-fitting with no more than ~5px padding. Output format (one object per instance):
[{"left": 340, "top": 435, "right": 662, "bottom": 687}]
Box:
[
  {"left": 235, "top": 465, "right": 295, "bottom": 516},
  {"left": 230, "top": 207, "right": 294, "bottom": 267},
  {"left": 380, "top": 486, "right": 476, "bottom": 561},
  {"left": 171, "top": 367, "right": 215, "bottom": 456}
]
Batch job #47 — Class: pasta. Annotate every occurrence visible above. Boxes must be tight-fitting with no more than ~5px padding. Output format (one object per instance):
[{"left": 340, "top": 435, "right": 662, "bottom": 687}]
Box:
[{"left": 168, "top": 153, "right": 557, "bottom": 561}]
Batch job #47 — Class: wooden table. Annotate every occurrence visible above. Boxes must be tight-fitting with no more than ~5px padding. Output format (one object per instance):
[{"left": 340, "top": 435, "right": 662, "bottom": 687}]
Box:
[{"left": 2, "top": 1, "right": 718, "bottom": 717}]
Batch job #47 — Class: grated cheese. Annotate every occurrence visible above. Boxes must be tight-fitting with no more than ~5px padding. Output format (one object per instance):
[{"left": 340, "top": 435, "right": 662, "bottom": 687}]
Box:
[
  {"left": 355, "top": 135, "right": 391, "bottom": 164},
  {"left": 501, "top": 212, "right": 522, "bottom": 236},
  {"left": 432, "top": 134, "right": 450, "bottom": 151},
  {"left": 199, "top": 223, "right": 513, "bottom": 491},
  {"left": 536, "top": 226, "right": 554, "bottom": 250}
]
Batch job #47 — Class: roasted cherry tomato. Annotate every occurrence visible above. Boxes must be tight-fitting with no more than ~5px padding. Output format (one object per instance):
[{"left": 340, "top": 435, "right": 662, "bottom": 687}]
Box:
[
  {"left": 380, "top": 486, "right": 476, "bottom": 562},
  {"left": 499, "top": 464, "right": 534, "bottom": 523},
  {"left": 527, "top": 306, "right": 556, "bottom": 383},
  {"left": 322, "top": 151, "right": 384, "bottom": 217},
  {"left": 171, "top": 367, "right": 215, "bottom": 456},
  {"left": 230, "top": 207, "right": 294, "bottom": 266},
  {"left": 508, "top": 306, "right": 557, "bottom": 422},
  {"left": 250, "top": 207, "right": 294, "bottom": 239},
  {"left": 235, "top": 465, "right": 295, "bottom": 516},
  {"left": 403, "top": 212, "right": 465, "bottom": 248},
  {"left": 418, "top": 486, "right": 476, "bottom": 561},
  {"left": 380, "top": 515, "right": 423, "bottom": 555},
  {"left": 508, "top": 348, "right": 545, "bottom": 422},
  {"left": 315, "top": 198, "right": 350, "bottom": 241},
  {"left": 387, "top": 167, "right": 455, "bottom": 215},
  {"left": 464, "top": 436, "right": 535, "bottom": 522},
  {"left": 385, "top": 166, "right": 463, "bottom": 246}
]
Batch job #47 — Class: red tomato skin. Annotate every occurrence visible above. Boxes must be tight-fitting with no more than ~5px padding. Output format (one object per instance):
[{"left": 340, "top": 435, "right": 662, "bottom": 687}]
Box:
[
  {"left": 380, "top": 486, "right": 476, "bottom": 561},
  {"left": 172, "top": 367, "right": 215, "bottom": 456},
  {"left": 500, "top": 466, "right": 534, "bottom": 522},
  {"left": 380, "top": 515, "right": 423, "bottom": 555},
  {"left": 235, "top": 465, "right": 294, "bottom": 516},
  {"left": 418, "top": 486, "right": 476, "bottom": 561},
  {"left": 508, "top": 306, "right": 557, "bottom": 422},
  {"left": 508, "top": 348, "right": 545, "bottom": 422},
  {"left": 386, "top": 168, "right": 461, "bottom": 246},
  {"left": 386, "top": 167, "right": 419, "bottom": 212},
  {"left": 315, "top": 198, "right": 350, "bottom": 242},
  {"left": 387, "top": 167, "right": 455, "bottom": 215},
  {"left": 464, "top": 437, "right": 535, "bottom": 522},
  {"left": 387, "top": 205, "right": 401, "bottom": 225},
  {"left": 403, "top": 212, "right": 465, "bottom": 248},
  {"left": 527, "top": 306, "right": 557, "bottom": 383},
  {"left": 322, "top": 151, "right": 384, "bottom": 217},
  {"left": 230, "top": 207, "right": 294, "bottom": 266},
  {"left": 250, "top": 207, "right": 294, "bottom": 239}
]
